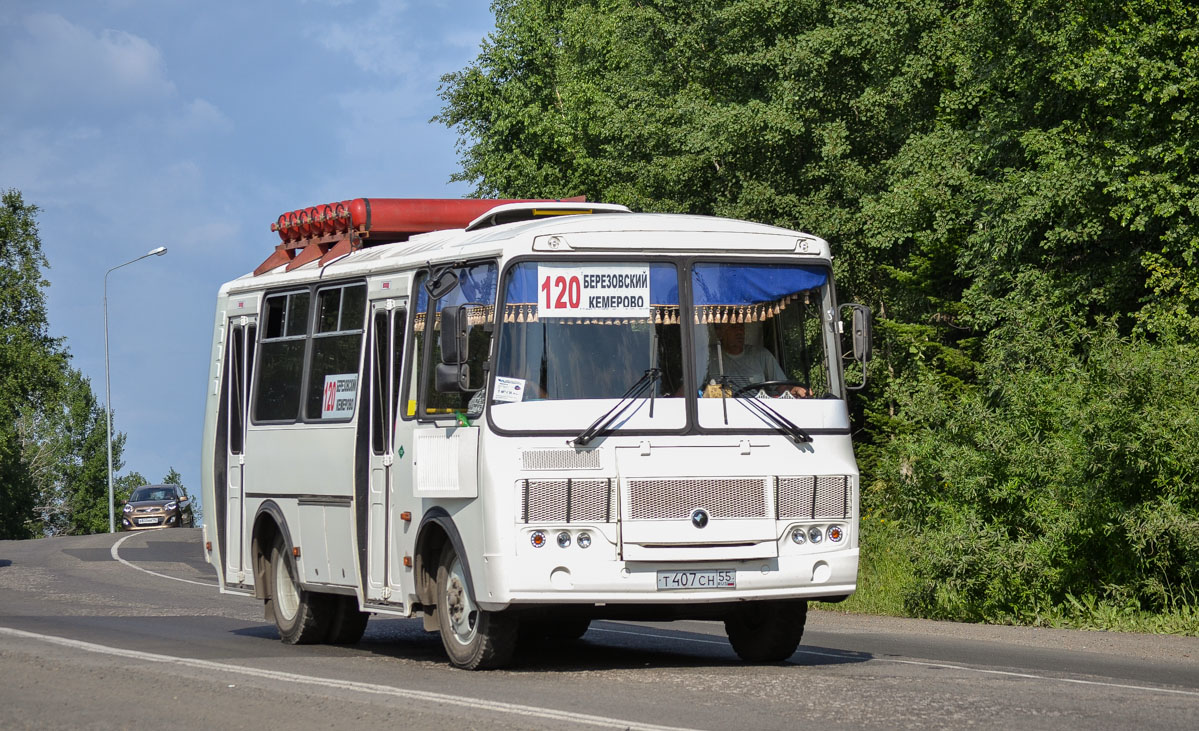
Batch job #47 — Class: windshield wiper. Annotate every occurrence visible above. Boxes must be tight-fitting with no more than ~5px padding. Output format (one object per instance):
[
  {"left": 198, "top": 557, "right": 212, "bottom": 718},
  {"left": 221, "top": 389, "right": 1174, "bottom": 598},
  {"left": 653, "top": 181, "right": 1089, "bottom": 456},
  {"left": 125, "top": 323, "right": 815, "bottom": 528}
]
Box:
[
  {"left": 718, "top": 376, "right": 812, "bottom": 444},
  {"left": 571, "top": 368, "right": 662, "bottom": 446}
]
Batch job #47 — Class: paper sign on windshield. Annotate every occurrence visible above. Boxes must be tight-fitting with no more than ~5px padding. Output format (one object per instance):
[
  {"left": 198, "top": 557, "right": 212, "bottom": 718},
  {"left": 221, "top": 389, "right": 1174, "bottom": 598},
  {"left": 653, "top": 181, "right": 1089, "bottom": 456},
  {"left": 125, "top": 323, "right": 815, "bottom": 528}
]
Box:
[
  {"left": 321, "top": 373, "right": 358, "bottom": 418},
  {"left": 537, "top": 264, "right": 650, "bottom": 319}
]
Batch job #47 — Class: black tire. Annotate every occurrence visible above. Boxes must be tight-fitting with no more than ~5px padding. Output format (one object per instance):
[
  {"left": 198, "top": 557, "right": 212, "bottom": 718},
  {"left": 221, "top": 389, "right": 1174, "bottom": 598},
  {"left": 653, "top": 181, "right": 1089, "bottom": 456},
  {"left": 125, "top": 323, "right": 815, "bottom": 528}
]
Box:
[
  {"left": 268, "top": 537, "right": 331, "bottom": 644},
  {"left": 724, "top": 600, "right": 807, "bottom": 662},
  {"left": 435, "top": 542, "right": 517, "bottom": 669},
  {"left": 326, "top": 595, "right": 370, "bottom": 644}
]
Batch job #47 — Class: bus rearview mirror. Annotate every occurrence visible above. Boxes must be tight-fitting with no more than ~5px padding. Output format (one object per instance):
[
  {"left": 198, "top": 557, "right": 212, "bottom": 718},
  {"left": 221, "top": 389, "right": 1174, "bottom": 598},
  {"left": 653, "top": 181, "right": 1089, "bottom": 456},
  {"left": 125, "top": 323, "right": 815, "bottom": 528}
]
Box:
[{"left": 439, "top": 305, "right": 469, "bottom": 365}]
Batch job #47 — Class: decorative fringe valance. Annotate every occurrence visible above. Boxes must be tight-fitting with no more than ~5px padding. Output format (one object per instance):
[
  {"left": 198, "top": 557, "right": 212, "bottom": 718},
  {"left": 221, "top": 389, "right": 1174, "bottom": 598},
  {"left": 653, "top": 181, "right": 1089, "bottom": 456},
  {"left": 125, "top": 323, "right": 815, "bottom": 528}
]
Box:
[
  {"left": 413, "top": 305, "right": 495, "bottom": 333},
  {"left": 497, "top": 290, "right": 812, "bottom": 326},
  {"left": 413, "top": 291, "right": 815, "bottom": 331}
]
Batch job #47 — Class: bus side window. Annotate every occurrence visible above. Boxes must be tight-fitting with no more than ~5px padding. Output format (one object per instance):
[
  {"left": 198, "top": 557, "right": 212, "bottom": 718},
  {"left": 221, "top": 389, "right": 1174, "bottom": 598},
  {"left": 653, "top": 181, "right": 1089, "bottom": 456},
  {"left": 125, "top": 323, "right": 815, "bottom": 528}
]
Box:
[
  {"left": 304, "top": 283, "right": 366, "bottom": 421},
  {"left": 415, "top": 262, "right": 497, "bottom": 419},
  {"left": 254, "top": 291, "right": 309, "bottom": 422}
]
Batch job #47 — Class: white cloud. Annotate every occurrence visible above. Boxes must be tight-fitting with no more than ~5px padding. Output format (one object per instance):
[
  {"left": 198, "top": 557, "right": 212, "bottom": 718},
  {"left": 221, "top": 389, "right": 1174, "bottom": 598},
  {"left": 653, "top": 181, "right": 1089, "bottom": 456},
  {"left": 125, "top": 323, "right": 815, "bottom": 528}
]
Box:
[
  {"left": 309, "top": 1, "right": 418, "bottom": 78},
  {"left": 0, "top": 13, "right": 176, "bottom": 116}
]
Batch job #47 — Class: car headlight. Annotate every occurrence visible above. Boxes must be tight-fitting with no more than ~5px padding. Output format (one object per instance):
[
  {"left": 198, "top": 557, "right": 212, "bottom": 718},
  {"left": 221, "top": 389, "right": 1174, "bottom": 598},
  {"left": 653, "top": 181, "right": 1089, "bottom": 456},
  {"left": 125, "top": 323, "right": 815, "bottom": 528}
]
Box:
[
  {"left": 123, "top": 504, "right": 132, "bottom": 513},
  {"left": 164, "top": 501, "right": 178, "bottom": 511}
]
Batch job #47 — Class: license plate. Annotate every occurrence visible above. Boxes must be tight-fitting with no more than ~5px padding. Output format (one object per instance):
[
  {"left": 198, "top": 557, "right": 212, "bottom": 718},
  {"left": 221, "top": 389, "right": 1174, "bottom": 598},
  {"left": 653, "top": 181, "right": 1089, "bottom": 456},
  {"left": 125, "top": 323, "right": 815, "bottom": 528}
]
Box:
[
  {"left": 656, "top": 569, "right": 736, "bottom": 590},
  {"left": 137, "top": 517, "right": 159, "bottom": 525}
]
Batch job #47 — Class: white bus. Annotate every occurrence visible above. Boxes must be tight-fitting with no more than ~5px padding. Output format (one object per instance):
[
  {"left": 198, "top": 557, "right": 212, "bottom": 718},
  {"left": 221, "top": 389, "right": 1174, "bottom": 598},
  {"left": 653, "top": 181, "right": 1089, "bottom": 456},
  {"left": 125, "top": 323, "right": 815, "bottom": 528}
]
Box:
[{"left": 201, "top": 198, "right": 871, "bottom": 669}]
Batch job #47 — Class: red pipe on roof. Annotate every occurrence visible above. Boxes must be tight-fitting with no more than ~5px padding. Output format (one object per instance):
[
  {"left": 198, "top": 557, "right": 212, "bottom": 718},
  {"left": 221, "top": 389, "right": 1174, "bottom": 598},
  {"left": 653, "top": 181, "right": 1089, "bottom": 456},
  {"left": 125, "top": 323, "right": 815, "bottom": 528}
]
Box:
[{"left": 270, "top": 197, "right": 575, "bottom": 243}]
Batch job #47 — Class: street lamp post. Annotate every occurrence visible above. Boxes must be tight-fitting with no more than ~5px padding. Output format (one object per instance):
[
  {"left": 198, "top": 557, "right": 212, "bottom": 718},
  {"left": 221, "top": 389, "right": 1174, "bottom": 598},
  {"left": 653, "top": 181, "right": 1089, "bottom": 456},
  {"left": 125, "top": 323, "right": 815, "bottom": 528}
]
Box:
[{"left": 105, "top": 246, "right": 167, "bottom": 533}]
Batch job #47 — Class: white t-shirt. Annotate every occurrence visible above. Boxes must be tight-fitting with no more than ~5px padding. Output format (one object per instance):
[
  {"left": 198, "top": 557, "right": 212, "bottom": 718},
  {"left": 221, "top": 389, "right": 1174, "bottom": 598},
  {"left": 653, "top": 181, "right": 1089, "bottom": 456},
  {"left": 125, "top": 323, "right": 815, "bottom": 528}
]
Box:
[{"left": 706, "top": 345, "right": 786, "bottom": 390}]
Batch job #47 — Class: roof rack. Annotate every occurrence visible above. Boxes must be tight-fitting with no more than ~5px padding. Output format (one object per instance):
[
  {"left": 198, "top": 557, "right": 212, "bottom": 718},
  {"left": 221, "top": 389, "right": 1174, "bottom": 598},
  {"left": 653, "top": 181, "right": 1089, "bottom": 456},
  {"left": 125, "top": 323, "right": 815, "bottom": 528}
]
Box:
[{"left": 254, "top": 196, "right": 589, "bottom": 276}]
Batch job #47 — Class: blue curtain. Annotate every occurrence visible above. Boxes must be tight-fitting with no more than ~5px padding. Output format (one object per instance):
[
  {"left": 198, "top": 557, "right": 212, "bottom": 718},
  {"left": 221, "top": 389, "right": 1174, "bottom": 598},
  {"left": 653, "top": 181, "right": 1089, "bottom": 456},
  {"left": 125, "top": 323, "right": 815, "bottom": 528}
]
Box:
[
  {"left": 504, "top": 262, "right": 680, "bottom": 305},
  {"left": 692, "top": 263, "right": 827, "bottom": 306}
]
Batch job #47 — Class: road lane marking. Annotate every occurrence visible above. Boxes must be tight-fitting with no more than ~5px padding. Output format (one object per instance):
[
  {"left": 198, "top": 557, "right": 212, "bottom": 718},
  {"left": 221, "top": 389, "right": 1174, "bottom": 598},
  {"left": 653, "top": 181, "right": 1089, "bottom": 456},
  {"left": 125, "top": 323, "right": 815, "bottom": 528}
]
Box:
[
  {"left": 0, "top": 626, "right": 700, "bottom": 731},
  {"left": 110, "top": 533, "right": 215, "bottom": 588},
  {"left": 590, "top": 626, "right": 1199, "bottom": 698}
]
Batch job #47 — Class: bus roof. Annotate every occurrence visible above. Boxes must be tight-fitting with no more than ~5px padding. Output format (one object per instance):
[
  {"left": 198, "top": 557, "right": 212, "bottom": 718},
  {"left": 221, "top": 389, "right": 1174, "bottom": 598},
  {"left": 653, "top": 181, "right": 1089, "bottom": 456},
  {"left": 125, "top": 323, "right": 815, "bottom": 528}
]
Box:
[{"left": 223, "top": 206, "right": 829, "bottom": 297}]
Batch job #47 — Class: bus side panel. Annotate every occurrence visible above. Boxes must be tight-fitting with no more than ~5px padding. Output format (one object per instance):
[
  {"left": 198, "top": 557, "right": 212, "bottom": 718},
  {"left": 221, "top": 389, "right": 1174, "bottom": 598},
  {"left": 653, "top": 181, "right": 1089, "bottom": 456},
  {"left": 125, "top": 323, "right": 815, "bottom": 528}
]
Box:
[{"left": 244, "top": 424, "right": 359, "bottom": 589}]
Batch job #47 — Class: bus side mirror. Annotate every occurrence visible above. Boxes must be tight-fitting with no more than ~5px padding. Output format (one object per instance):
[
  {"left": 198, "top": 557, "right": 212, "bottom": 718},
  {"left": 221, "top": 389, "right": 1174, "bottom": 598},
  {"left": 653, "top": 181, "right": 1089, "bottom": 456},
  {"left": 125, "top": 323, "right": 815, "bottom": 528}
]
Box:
[
  {"left": 439, "top": 305, "right": 469, "bottom": 365},
  {"left": 851, "top": 305, "right": 872, "bottom": 361},
  {"left": 840, "top": 303, "right": 872, "bottom": 391},
  {"left": 436, "top": 304, "right": 486, "bottom": 393}
]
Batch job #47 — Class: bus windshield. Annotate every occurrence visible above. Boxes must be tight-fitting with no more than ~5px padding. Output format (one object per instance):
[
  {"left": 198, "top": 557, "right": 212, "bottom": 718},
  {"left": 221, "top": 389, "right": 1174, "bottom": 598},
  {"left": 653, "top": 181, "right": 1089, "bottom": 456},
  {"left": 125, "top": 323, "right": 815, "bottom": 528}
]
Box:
[
  {"left": 490, "top": 259, "right": 840, "bottom": 431},
  {"left": 492, "top": 261, "right": 684, "bottom": 402}
]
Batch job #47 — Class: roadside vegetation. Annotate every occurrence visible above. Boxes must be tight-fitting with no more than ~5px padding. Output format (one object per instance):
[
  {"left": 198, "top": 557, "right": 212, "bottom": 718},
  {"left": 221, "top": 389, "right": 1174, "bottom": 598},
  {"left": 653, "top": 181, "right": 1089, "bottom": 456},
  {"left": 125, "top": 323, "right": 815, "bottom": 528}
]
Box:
[
  {"left": 439, "top": 0, "right": 1199, "bottom": 634},
  {"left": 0, "top": 190, "right": 193, "bottom": 537}
]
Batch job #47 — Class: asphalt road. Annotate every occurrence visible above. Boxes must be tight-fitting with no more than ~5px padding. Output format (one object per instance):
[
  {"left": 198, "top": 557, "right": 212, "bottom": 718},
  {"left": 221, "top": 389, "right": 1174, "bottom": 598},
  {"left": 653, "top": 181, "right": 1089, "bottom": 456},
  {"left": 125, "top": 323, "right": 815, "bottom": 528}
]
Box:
[{"left": 0, "top": 529, "right": 1195, "bottom": 730}]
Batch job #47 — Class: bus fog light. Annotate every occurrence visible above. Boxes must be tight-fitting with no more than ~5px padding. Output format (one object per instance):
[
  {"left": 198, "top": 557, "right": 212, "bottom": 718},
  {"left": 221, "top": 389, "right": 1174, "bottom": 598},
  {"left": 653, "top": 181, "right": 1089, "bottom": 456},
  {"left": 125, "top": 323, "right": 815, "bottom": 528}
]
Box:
[
  {"left": 828, "top": 525, "right": 844, "bottom": 542},
  {"left": 577, "top": 532, "right": 592, "bottom": 549},
  {"left": 557, "top": 531, "right": 571, "bottom": 548},
  {"left": 530, "top": 531, "right": 547, "bottom": 548},
  {"left": 808, "top": 526, "right": 823, "bottom": 544},
  {"left": 790, "top": 528, "right": 806, "bottom": 545}
]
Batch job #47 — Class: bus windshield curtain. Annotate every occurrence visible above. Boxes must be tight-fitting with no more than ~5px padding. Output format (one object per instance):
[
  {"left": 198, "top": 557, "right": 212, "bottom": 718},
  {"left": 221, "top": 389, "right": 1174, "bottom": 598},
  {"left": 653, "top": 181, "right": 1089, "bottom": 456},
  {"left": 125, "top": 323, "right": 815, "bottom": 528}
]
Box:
[{"left": 691, "top": 264, "right": 827, "bottom": 324}]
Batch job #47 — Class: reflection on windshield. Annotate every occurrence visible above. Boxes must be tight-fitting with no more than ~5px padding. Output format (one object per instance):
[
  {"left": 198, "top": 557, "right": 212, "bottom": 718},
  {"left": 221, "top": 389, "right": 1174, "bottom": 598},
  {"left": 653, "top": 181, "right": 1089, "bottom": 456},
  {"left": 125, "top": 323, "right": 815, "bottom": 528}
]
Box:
[
  {"left": 692, "top": 262, "right": 837, "bottom": 401},
  {"left": 494, "top": 262, "right": 681, "bottom": 401},
  {"left": 492, "top": 260, "right": 839, "bottom": 410}
]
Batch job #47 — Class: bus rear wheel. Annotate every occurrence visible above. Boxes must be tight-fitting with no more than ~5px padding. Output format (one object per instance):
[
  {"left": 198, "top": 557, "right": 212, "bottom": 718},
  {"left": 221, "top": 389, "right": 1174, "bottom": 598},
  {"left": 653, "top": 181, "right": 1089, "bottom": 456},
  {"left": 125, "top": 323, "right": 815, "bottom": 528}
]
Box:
[
  {"left": 724, "top": 599, "right": 807, "bottom": 663},
  {"left": 268, "top": 537, "right": 331, "bottom": 644},
  {"left": 435, "top": 542, "right": 517, "bottom": 670}
]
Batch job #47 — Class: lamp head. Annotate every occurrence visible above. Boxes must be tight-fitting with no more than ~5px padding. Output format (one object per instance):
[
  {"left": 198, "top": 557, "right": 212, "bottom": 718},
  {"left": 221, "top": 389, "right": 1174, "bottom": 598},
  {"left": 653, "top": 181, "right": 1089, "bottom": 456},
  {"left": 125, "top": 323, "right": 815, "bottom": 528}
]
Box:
[{"left": 149, "top": 246, "right": 167, "bottom": 256}]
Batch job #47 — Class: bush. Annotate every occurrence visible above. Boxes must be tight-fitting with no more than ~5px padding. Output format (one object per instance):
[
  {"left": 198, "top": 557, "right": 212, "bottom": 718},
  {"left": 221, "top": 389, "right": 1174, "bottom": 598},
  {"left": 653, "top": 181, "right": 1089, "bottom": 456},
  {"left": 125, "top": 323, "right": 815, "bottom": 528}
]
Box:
[{"left": 876, "top": 298, "right": 1199, "bottom": 624}]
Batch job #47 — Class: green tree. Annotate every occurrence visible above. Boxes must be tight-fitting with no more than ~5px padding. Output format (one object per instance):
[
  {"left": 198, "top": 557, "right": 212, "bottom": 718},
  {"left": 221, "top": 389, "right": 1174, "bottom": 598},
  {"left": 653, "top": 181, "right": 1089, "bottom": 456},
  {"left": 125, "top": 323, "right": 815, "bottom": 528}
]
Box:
[
  {"left": 0, "top": 190, "right": 129, "bottom": 538},
  {"left": 0, "top": 190, "right": 68, "bottom": 538},
  {"left": 441, "top": 1, "right": 1199, "bottom": 625}
]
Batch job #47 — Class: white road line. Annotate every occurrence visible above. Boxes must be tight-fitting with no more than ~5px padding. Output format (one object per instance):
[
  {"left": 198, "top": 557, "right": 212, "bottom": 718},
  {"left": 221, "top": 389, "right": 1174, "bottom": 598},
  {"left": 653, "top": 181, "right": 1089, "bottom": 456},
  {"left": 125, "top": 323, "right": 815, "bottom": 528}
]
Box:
[
  {"left": 110, "top": 533, "right": 215, "bottom": 588},
  {"left": 590, "top": 627, "right": 1199, "bottom": 698},
  {"left": 0, "top": 626, "right": 698, "bottom": 731}
]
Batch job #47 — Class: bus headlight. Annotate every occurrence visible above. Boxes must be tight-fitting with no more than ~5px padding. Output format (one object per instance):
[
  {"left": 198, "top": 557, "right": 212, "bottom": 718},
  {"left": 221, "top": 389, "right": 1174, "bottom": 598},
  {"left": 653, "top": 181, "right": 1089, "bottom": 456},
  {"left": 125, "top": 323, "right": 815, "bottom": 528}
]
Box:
[
  {"left": 556, "top": 531, "right": 571, "bottom": 548},
  {"left": 530, "top": 531, "right": 547, "bottom": 548},
  {"left": 808, "top": 526, "right": 823, "bottom": 544},
  {"left": 790, "top": 528, "right": 806, "bottom": 545},
  {"left": 577, "top": 532, "right": 592, "bottom": 549}
]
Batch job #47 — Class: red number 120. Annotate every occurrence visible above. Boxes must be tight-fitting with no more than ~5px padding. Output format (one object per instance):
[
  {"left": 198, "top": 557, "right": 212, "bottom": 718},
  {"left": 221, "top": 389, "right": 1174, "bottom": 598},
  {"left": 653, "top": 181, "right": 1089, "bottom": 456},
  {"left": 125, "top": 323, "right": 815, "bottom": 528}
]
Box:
[{"left": 540, "top": 275, "right": 581, "bottom": 309}]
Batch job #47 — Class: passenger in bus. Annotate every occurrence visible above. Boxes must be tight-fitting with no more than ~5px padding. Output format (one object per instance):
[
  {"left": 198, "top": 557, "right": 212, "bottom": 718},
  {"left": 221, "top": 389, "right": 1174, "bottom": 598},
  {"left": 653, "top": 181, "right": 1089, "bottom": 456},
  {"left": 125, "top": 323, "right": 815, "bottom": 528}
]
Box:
[{"left": 706, "top": 322, "right": 810, "bottom": 398}]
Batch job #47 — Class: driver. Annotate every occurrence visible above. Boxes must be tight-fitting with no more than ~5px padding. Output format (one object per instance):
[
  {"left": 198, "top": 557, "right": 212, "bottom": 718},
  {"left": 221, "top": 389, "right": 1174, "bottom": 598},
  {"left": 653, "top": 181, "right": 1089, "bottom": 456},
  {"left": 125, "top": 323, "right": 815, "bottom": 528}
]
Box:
[{"left": 706, "top": 322, "right": 810, "bottom": 398}]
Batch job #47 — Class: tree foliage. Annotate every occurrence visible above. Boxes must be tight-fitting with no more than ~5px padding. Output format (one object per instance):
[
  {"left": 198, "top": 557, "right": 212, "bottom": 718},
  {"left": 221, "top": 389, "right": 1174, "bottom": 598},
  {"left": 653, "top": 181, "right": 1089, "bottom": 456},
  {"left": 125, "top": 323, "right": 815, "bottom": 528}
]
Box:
[
  {"left": 441, "top": 1, "right": 1199, "bottom": 624},
  {"left": 1, "top": 190, "right": 135, "bottom": 538}
]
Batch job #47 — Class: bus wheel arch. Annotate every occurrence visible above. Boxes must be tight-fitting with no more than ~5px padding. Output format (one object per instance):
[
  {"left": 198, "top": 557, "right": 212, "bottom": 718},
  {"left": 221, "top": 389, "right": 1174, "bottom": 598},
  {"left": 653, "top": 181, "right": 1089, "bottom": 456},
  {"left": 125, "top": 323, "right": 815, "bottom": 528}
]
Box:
[
  {"left": 250, "top": 501, "right": 294, "bottom": 603},
  {"left": 414, "top": 508, "right": 475, "bottom": 631}
]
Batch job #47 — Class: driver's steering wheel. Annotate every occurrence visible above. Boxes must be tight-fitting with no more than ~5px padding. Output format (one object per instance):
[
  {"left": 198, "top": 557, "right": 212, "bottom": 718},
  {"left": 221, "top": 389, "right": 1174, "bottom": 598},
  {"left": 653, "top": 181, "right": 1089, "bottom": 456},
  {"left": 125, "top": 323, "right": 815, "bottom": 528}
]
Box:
[{"left": 733, "top": 380, "right": 811, "bottom": 398}]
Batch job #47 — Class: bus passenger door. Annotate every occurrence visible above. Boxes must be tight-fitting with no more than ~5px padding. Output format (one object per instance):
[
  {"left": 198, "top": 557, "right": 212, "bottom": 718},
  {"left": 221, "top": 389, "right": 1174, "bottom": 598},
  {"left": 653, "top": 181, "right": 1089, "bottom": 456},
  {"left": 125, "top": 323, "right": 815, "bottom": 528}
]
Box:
[
  {"left": 224, "top": 318, "right": 255, "bottom": 585},
  {"left": 364, "top": 302, "right": 405, "bottom": 603}
]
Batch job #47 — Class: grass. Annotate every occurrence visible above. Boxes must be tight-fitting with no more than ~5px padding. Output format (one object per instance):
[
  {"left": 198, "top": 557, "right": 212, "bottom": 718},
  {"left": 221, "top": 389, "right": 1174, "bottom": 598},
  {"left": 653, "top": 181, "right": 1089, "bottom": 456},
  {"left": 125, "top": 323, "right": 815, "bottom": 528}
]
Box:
[
  {"left": 816, "top": 511, "right": 913, "bottom": 616},
  {"left": 814, "top": 513, "right": 1199, "bottom": 636}
]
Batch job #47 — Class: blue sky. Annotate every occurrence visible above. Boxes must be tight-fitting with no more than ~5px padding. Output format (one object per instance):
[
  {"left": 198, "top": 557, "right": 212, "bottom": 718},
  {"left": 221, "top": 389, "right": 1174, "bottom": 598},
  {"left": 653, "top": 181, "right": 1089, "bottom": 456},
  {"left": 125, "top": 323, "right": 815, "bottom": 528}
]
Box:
[{"left": 0, "top": 1, "right": 494, "bottom": 512}]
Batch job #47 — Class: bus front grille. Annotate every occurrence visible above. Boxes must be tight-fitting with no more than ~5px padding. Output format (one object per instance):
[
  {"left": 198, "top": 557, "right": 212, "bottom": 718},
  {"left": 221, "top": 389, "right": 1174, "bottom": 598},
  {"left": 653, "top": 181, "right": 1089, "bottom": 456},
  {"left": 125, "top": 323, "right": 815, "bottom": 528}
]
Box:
[
  {"left": 776, "top": 475, "right": 851, "bottom": 519},
  {"left": 520, "top": 478, "right": 613, "bottom": 523},
  {"left": 625, "top": 478, "right": 769, "bottom": 520},
  {"left": 520, "top": 448, "right": 601, "bottom": 471}
]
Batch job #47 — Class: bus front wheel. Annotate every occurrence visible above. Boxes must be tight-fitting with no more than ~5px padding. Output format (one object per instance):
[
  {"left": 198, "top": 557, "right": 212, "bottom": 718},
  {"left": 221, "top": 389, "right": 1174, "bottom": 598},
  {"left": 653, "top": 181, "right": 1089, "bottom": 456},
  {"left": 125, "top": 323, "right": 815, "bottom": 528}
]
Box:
[
  {"left": 435, "top": 542, "right": 517, "bottom": 669},
  {"left": 724, "top": 599, "right": 807, "bottom": 663},
  {"left": 268, "top": 537, "right": 330, "bottom": 644}
]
